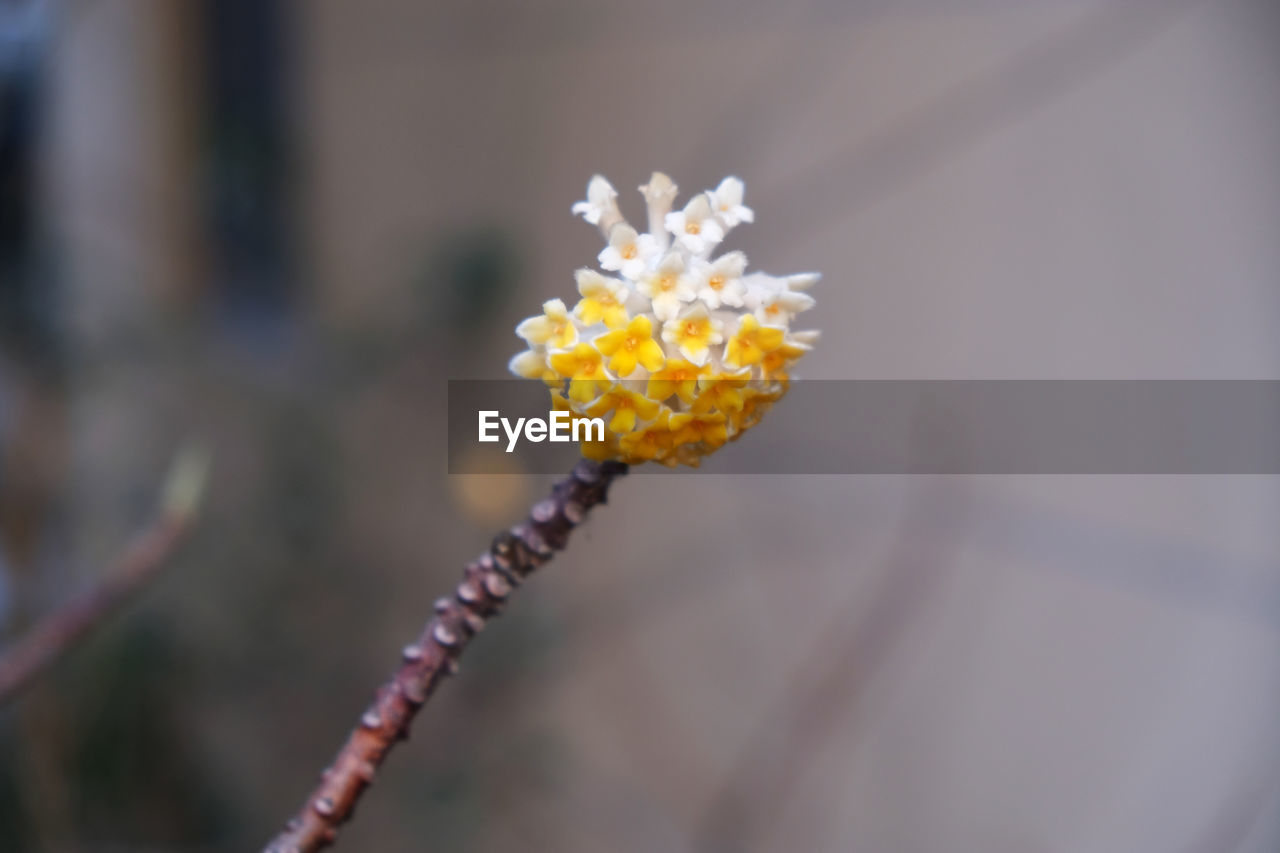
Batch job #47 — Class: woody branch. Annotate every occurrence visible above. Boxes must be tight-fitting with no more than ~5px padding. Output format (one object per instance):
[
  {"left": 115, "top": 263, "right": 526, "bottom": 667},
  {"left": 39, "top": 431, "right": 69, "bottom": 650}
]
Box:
[{"left": 264, "top": 458, "right": 629, "bottom": 853}]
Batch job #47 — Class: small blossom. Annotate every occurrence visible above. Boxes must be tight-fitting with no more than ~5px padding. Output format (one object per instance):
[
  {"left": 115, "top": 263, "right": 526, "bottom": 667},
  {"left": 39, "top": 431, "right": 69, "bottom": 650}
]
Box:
[
  {"left": 669, "top": 411, "right": 729, "bottom": 451},
  {"left": 741, "top": 273, "right": 776, "bottom": 310},
  {"left": 724, "top": 314, "right": 785, "bottom": 369},
  {"left": 639, "top": 172, "right": 679, "bottom": 250},
  {"left": 516, "top": 298, "right": 577, "bottom": 349},
  {"left": 508, "top": 349, "right": 559, "bottom": 384},
  {"left": 708, "top": 176, "right": 754, "bottom": 227},
  {"left": 645, "top": 359, "right": 708, "bottom": 404},
  {"left": 572, "top": 175, "right": 621, "bottom": 229},
  {"left": 791, "top": 329, "right": 821, "bottom": 347},
  {"left": 619, "top": 409, "right": 680, "bottom": 461},
  {"left": 665, "top": 194, "right": 724, "bottom": 255},
  {"left": 751, "top": 282, "right": 816, "bottom": 326},
  {"left": 692, "top": 251, "right": 747, "bottom": 309},
  {"left": 661, "top": 303, "right": 724, "bottom": 366},
  {"left": 586, "top": 386, "right": 662, "bottom": 433},
  {"left": 691, "top": 374, "right": 750, "bottom": 415},
  {"left": 636, "top": 252, "right": 695, "bottom": 321},
  {"left": 786, "top": 271, "right": 821, "bottom": 291},
  {"left": 549, "top": 343, "right": 612, "bottom": 402},
  {"left": 593, "top": 315, "right": 665, "bottom": 376},
  {"left": 574, "top": 269, "right": 629, "bottom": 328},
  {"left": 735, "top": 386, "right": 781, "bottom": 433},
  {"left": 760, "top": 339, "right": 812, "bottom": 381},
  {"left": 598, "top": 223, "right": 659, "bottom": 280}
]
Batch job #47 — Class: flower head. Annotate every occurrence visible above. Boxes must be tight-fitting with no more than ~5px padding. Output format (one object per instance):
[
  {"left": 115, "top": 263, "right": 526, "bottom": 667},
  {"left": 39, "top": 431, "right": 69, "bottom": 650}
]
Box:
[{"left": 511, "top": 172, "right": 819, "bottom": 466}]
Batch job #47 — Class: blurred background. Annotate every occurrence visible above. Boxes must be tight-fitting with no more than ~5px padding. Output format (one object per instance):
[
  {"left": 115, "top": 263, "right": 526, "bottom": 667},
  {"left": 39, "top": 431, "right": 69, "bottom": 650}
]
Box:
[{"left": 1, "top": 0, "right": 1278, "bottom": 850}]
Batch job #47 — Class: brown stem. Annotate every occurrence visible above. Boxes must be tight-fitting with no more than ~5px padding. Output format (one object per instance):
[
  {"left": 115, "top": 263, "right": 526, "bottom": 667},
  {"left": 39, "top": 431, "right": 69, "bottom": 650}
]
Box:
[
  {"left": 263, "top": 458, "right": 629, "bottom": 853},
  {"left": 0, "top": 444, "right": 209, "bottom": 706}
]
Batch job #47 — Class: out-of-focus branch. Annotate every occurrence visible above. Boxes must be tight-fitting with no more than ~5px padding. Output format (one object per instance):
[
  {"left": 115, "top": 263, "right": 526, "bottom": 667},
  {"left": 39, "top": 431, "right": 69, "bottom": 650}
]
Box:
[
  {"left": 263, "top": 458, "right": 629, "bottom": 853},
  {"left": 0, "top": 443, "right": 211, "bottom": 706}
]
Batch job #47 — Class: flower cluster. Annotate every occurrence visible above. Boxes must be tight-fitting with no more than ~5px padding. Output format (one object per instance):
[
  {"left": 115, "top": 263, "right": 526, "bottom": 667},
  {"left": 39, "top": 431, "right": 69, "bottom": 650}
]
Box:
[{"left": 509, "top": 173, "right": 819, "bottom": 466}]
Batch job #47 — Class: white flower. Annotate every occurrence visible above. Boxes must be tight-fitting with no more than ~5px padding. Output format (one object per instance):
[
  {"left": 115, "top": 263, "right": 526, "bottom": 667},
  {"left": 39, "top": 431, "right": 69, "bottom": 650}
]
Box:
[
  {"left": 571, "top": 175, "right": 621, "bottom": 228},
  {"left": 708, "top": 176, "right": 754, "bottom": 227},
  {"left": 744, "top": 274, "right": 816, "bottom": 325},
  {"left": 508, "top": 348, "right": 553, "bottom": 381},
  {"left": 639, "top": 172, "right": 679, "bottom": 252},
  {"left": 598, "top": 223, "right": 659, "bottom": 281},
  {"left": 790, "top": 329, "right": 821, "bottom": 347},
  {"left": 636, "top": 252, "right": 696, "bottom": 322},
  {"left": 665, "top": 194, "right": 724, "bottom": 255},
  {"left": 742, "top": 273, "right": 774, "bottom": 309},
  {"left": 692, "top": 251, "right": 747, "bottom": 309},
  {"left": 785, "top": 271, "right": 820, "bottom": 291}
]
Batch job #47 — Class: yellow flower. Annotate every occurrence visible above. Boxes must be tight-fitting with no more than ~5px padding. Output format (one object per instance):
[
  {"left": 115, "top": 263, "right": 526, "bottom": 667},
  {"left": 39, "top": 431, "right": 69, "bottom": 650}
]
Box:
[
  {"left": 549, "top": 343, "right": 612, "bottom": 402},
  {"left": 645, "top": 359, "right": 708, "bottom": 404},
  {"left": 733, "top": 387, "right": 783, "bottom": 435},
  {"left": 593, "top": 316, "right": 665, "bottom": 376},
  {"left": 586, "top": 385, "right": 662, "bottom": 433},
  {"left": 551, "top": 391, "right": 618, "bottom": 458},
  {"left": 574, "top": 269, "right": 629, "bottom": 329},
  {"left": 580, "top": 433, "right": 621, "bottom": 460},
  {"left": 724, "top": 314, "right": 785, "bottom": 369},
  {"left": 691, "top": 374, "right": 750, "bottom": 415},
  {"left": 661, "top": 303, "right": 723, "bottom": 366},
  {"left": 760, "top": 340, "right": 811, "bottom": 381},
  {"left": 618, "top": 409, "right": 679, "bottom": 462},
  {"left": 669, "top": 411, "right": 729, "bottom": 451},
  {"left": 516, "top": 298, "right": 577, "bottom": 349}
]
